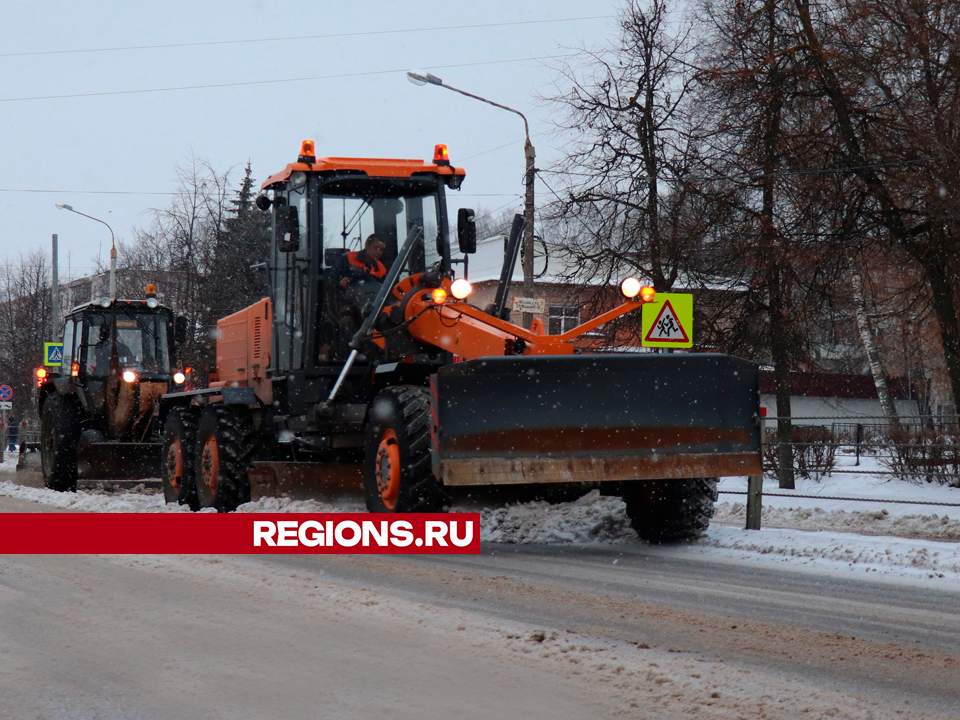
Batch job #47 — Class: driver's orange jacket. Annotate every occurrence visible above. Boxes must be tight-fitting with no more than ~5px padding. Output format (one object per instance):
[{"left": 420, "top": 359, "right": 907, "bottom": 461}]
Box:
[{"left": 344, "top": 250, "right": 387, "bottom": 280}]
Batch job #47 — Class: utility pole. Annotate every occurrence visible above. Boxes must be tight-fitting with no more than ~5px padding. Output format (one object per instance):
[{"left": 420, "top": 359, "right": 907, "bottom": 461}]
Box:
[
  {"left": 407, "top": 71, "right": 537, "bottom": 328},
  {"left": 521, "top": 140, "right": 536, "bottom": 329},
  {"left": 51, "top": 234, "right": 60, "bottom": 333}
]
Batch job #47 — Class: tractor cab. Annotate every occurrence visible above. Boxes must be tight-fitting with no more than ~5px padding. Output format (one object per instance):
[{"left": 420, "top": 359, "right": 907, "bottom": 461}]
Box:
[{"left": 258, "top": 142, "right": 468, "bottom": 369}]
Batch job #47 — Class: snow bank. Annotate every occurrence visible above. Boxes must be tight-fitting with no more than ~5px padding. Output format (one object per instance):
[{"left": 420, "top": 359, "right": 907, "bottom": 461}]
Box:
[
  {"left": 702, "top": 525, "right": 960, "bottom": 585},
  {"left": 477, "top": 490, "right": 636, "bottom": 544},
  {"left": 715, "top": 501, "right": 960, "bottom": 541},
  {"left": 0, "top": 480, "right": 191, "bottom": 513}
]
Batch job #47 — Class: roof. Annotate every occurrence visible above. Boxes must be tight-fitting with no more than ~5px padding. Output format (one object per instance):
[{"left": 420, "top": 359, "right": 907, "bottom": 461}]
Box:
[
  {"left": 759, "top": 370, "right": 917, "bottom": 401},
  {"left": 68, "top": 299, "right": 171, "bottom": 314},
  {"left": 467, "top": 234, "right": 747, "bottom": 292},
  {"left": 262, "top": 157, "right": 465, "bottom": 189}
]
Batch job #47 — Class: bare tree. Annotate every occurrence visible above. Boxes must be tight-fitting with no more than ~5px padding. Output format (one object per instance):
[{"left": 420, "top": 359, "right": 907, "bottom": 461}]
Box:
[
  {"left": 119, "top": 156, "right": 234, "bottom": 379},
  {"left": 793, "top": 0, "right": 960, "bottom": 413},
  {"left": 0, "top": 252, "right": 52, "bottom": 421},
  {"left": 545, "top": 0, "right": 706, "bottom": 298}
]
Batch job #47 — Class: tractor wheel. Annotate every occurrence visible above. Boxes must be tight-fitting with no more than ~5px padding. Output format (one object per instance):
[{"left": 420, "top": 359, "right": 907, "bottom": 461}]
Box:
[
  {"left": 621, "top": 477, "right": 718, "bottom": 544},
  {"left": 363, "top": 386, "right": 450, "bottom": 513},
  {"left": 40, "top": 394, "right": 80, "bottom": 493},
  {"left": 162, "top": 408, "right": 200, "bottom": 510},
  {"left": 194, "top": 405, "right": 255, "bottom": 513}
]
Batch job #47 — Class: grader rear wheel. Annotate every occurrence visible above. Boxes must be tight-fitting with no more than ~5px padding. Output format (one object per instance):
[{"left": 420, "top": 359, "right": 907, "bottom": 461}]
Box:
[
  {"left": 193, "top": 405, "right": 255, "bottom": 513},
  {"left": 162, "top": 408, "right": 199, "bottom": 509}
]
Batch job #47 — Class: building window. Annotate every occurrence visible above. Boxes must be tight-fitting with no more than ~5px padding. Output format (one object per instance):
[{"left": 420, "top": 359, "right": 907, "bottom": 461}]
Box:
[{"left": 549, "top": 305, "right": 580, "bottom": 334}]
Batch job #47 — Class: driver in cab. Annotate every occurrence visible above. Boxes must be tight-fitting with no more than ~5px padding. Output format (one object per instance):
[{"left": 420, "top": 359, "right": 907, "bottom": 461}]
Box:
[{"left": 338, "top": 233, "right": 387, "bottom": 290}]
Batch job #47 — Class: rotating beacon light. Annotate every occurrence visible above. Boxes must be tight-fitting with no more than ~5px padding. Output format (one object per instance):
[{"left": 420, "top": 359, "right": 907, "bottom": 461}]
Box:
[{"left": 298, "top": 139, "right": 316, "bottom": 164}]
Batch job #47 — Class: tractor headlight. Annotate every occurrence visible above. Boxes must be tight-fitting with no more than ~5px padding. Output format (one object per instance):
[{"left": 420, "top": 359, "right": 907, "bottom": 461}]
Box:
[
  {"left": 450, "top": 278, "right": 472, "bottom": 299},
  {"left": 146, "top": 297, "right": 159, "bottom": 308},
  {"left": 173, "top": 371, "right": 186, "bottom": 384},
  {"left": 122, "top": 370, "right": 137, "bottom": 383}
]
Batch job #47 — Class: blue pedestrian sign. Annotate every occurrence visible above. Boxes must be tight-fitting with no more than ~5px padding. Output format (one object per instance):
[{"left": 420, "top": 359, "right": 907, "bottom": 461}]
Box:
[
  {"left": 0, "top": 385, "right": 12, "bottom": 401},
  {"left": 44, "top": 342, "right": 63, "bottom": 366}
]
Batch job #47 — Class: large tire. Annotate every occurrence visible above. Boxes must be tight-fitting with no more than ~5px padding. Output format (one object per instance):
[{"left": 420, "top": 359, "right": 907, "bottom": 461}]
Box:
[
  {"left": 162, "top": 408, "right": 200, "bottom": 510},
  {"left": 40, "top": 394, "right": 80, "bottom": 492},
  {"left": 194, "top": 405, "right": 255, "bottom": 513},
  {"left": 621, "top": 478, "right": 718, "bottom": 543},
  {"left": 363, "top": 386, "right": 450, "bottom": 513}
]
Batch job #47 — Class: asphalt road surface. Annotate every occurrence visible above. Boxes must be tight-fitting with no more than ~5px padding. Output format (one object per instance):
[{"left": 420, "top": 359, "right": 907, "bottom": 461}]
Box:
[{"left": 0, "top": 501, "right": 958, "bottom": 718}]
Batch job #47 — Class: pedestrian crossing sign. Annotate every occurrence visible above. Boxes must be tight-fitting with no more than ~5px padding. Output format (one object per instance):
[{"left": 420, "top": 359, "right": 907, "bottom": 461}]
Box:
[
  {"left": 641, "top": 293, "right": 693, "bottom": 348},
  {"left": 44, "top": 342, "right": 64, "bottom": 366}
]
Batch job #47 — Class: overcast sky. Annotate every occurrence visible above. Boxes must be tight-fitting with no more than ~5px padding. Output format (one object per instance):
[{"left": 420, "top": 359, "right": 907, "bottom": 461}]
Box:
[{"left": 0, "top": 1, "right": 620, "bottom": 282}]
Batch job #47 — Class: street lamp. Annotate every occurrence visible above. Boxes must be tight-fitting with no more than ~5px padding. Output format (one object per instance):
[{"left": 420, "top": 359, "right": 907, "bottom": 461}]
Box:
[
  {"left": 406, "top": 71, "right": 537, "bottom": 329},
  {"left": 55, "top": 203, "right": 117, "bottom": 301}
]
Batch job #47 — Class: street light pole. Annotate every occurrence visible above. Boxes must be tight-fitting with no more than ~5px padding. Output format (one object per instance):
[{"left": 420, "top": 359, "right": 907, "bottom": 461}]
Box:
[
  {"left": 55, "top": 204, "right": 117, "bottom": 300},
  {"left": 407, "top": 71, "right": 537, "bottom": 329}
]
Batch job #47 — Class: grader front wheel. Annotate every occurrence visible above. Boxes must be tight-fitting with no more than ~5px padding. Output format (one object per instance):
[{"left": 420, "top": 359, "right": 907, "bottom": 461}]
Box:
[{"left": 363, "top": 386, "right": 450, "bottom": 513}]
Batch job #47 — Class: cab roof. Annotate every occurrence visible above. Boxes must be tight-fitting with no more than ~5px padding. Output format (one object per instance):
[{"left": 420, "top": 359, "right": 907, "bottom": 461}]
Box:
[
  {"left": 68, "top": 299, "right": 172, "bottom": 314},
  {"left": 261, "top": 157, "right": 465, "bottom": 190}
]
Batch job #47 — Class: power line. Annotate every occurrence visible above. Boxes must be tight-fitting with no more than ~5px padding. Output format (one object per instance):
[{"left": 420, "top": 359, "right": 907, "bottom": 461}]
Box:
[
  {"left": 460, "top": 139, "right": 524, "bottom": 161},
  {"left": 0, "top": 188, "right": 172, "bottom": 196},
  {"left": 1, "top": 17, "right": 613, "bottom": 59},
  {"left": 0, "top": 55, "right": 576, "bottom": 104}
]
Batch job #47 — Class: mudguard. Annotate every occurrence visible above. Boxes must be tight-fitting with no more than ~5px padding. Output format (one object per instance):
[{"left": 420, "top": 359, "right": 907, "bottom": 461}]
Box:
[{"left": 429, "top": 353, "right": 761, "bottom": 486}]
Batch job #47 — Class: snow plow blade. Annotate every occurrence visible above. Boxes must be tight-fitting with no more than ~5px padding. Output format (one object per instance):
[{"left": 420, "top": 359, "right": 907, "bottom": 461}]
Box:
[{"left": 430, "top": 354, "right": 761, "bottom": 486}]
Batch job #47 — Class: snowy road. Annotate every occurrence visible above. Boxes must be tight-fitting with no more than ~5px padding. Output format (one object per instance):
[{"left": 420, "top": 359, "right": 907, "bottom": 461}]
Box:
[
  {"left": 2, "top": 464, "right": 960, "bottom": 718},
  {"left": 2, "top": 543, "right": 959, "bottom": 718}
]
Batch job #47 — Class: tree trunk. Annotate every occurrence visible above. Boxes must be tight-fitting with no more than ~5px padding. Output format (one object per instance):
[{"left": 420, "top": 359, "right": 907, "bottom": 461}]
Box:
[
  {"left": 769, "top": 263, "right": 796, "bottom": 489},
  {"left": 851, "top": 260, "right": 902, "bottom": 431},
  {"left": 922, "top": 248, "right": 960, "bottom": 416}
]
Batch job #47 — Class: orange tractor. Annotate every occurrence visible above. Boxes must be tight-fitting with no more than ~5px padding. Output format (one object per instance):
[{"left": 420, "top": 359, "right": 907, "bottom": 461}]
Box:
[{"left": 158, "top": 141, "right": 761, "bottom": 541}]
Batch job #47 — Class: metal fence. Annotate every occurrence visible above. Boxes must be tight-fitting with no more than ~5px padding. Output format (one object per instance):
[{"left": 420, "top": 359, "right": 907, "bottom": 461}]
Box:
[{"left": 760, "top": 415, "right": 960, "bottom": 486}]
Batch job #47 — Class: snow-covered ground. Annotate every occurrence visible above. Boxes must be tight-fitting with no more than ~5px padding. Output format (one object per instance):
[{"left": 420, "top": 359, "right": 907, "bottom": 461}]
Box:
[{"left": 3, "top": 450, "right": 959, "bottom": 589}]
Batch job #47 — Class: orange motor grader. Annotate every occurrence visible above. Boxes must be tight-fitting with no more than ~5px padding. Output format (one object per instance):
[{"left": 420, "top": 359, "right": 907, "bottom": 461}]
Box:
[{"left": 158, "top": 140, "right": 761, "bottom": 542}]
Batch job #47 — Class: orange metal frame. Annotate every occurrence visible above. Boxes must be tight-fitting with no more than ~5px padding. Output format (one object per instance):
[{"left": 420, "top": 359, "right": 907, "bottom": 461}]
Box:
[{"left": 394, "top": 276, "right": 651, "bottom": 361}]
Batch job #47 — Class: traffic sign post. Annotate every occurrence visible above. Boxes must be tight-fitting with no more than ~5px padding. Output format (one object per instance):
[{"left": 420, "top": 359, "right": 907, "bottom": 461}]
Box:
[
  {"left": 0, "top": 385, "right": 9, "bottom": 464},
  {"left": 44, "top": 342, "right": 64, "bottom": 366},
  {"left": 641, "top": 293, "right": 694, "bottom": 349}
]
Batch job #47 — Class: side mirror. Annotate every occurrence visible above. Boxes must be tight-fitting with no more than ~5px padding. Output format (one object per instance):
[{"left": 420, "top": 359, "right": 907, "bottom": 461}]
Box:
[
  {"left": 277, "top": 205, "right": 300, "bottom": 252},
  {"left": 175, "top": 316, "right": 188, "bottom": 345},
  {"left": 457, "top": 208, "right": 477, "bottom": 254},
  {"left": 255, "top": 194, "right": 272, "bottom": 211}
]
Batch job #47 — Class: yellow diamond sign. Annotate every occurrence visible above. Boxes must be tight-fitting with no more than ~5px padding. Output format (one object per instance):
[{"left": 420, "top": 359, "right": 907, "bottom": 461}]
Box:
[{"left": 641, "top": 293, "right": 693, "bottom": 348}]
